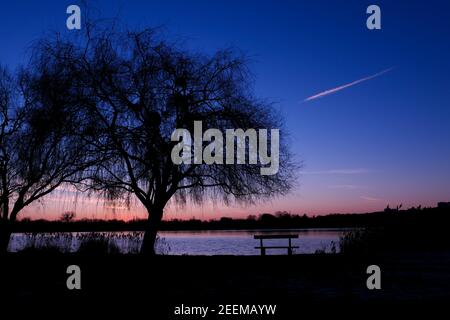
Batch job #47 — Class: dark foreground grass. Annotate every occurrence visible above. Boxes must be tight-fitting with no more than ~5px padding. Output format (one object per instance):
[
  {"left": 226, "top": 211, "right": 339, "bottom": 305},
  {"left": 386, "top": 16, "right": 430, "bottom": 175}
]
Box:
[{"left": 1, "top": 251, "right": 449, "bottom": 318}]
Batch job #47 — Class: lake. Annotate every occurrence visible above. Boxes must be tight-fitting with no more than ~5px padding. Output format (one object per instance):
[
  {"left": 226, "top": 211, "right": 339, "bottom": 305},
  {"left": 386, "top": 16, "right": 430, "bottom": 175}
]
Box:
[{"left": 9, "top": 229, "right": 350, "bottom": 255}]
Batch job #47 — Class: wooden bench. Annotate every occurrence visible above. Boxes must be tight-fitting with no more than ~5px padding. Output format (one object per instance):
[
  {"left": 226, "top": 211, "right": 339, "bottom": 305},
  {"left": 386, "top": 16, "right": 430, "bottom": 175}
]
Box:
[{"left": 254, "top": 234, "right": 299, "bottom": 256}]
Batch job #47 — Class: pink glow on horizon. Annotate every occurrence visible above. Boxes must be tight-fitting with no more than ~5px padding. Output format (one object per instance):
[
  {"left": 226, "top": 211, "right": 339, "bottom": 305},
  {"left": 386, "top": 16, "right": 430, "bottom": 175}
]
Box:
[
  {"left": 20, "top": 192, "right": 443, "bottom": 221},
  {"left": 18, "top": 167, "right": 449, "bottom": 221}
]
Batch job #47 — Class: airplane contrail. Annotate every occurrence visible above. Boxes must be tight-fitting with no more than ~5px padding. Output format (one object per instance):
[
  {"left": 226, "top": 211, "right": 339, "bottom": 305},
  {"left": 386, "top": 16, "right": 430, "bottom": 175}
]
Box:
[{"left": 303, "top": 67, "right": 394, "bottom": 102}]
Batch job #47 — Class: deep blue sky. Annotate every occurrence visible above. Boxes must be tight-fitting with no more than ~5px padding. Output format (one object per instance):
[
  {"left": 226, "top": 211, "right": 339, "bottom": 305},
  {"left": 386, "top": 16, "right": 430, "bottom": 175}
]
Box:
[{"left": 2, "top": 1, "right": 450, "bottom": 219}]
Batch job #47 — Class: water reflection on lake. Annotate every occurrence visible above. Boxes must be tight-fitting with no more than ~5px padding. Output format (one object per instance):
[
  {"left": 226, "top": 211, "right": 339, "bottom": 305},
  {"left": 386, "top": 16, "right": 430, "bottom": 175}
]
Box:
[{"left": 10, "top": 229, "right": 350, "bottom": 255}]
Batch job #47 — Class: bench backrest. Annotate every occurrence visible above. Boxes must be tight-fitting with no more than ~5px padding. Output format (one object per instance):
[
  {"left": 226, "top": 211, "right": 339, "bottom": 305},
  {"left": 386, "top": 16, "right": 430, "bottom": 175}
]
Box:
[{"left": 254, "top": 234, "right": 298, "bottom": 239}]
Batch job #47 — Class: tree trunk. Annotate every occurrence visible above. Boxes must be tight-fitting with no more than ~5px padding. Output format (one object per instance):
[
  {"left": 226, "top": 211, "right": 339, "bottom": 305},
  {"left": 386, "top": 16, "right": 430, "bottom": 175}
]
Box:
[
  {"left": 0, "top": 220, "right": 12, "bottom": 254},
  {"left": 140, "top": 206, "right": 164, "bottom": 256}
]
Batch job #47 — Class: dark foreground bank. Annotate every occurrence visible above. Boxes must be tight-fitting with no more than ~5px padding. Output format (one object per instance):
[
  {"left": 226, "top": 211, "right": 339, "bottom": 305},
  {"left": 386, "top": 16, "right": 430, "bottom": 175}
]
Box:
[{"left": 1, "top": 252, "right": 450, "bottom": 318}]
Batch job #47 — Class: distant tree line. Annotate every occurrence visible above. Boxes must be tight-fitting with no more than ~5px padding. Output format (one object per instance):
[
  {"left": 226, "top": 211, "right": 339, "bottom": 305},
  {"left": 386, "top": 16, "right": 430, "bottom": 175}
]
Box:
[{"left": 10, "top": 205, "right": 450, "bottom": 232}]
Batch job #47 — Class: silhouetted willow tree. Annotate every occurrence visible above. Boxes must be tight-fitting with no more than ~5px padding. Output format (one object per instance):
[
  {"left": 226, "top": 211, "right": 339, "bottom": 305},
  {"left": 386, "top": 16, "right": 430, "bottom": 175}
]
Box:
[
  {"left": 37, "top": 23, "right": 297, "bottom": 254},
  {"left": 0, "top": 59, "right": 96, "bottom": 252}
]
